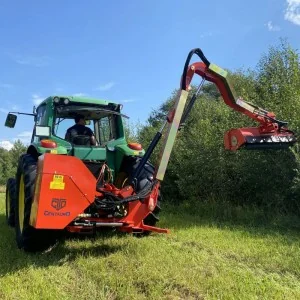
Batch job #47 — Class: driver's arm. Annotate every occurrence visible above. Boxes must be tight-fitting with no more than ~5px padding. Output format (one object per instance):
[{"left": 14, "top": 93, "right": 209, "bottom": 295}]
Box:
[
  {"left": 87, "top": 128, "right": 97, "bottom": 146},
  {"left": 90, "top": 135, "right": 96, "bottom": 146},
  {"left": 65, "top": 129, "right": 71, "bottom": 142}
]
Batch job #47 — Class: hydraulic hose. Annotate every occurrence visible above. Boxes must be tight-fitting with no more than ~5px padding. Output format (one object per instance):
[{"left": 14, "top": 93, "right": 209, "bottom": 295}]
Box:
[{"left": 181, "top": 48, "right": 210, "bottom": 90}]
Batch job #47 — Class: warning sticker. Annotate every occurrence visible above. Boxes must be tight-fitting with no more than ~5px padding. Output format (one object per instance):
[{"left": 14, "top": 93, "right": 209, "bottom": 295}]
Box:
[{"left": 50, "top": 175, "right": 65, "bottom": 190}]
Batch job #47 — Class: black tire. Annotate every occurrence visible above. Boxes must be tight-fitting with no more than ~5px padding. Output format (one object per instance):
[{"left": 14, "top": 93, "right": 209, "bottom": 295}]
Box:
[
  {"left": 5, "top": 178, "right": 16, "bottom": 227},
  {"left": 15, "top": 154, "right": 57, "bottom": 252},
  {"left": 115, "top": 156, "right": 162, "bottom": 234}
]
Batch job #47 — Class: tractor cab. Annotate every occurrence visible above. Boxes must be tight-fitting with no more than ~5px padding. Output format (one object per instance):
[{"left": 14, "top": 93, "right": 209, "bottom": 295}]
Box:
[
  {"left": 53, "top": 101, "right": 123, "bottom": 147},
  {"left": 52, "top": 101, "right": 124, "bottom": 159},
  {"left": 4, "top": 95, "right": 145, "bottom": 181}
]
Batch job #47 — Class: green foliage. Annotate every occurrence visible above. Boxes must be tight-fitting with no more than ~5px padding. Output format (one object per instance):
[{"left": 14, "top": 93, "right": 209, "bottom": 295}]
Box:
[
  {"left": 123, "top": 118, "right": 143, "bottom": 144},
  {"left": 138, "top": 40, "right": 300, "bottom": 215},
  {"left": 0, "top": 140, "right": 26, "bottom": 185}
]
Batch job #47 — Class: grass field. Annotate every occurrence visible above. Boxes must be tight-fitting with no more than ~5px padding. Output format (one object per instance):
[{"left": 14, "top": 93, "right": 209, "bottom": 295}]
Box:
[{"left": 0, "top": 193, "right": 300, "bottom": 300}]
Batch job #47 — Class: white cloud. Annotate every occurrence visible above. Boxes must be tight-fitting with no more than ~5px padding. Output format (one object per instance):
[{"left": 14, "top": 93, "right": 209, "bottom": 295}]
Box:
[
  {"left": 14, "top": 131, "right": 32, "bottom": 145},
  {"left": 17, "top": 131, "right": 32, "bottom": 138},
  {"left": 0, "top": 83, "right": 13, "bottom": 89},
  {"left": 0, "top": 140, "right": 13, "bottom": 150},
  {"left": 0, "top": 107, "right": 8, "bottom": 113},
  {"left": 13, "top": 55, "right": 50, "bottom": 67},
  {"left": 73, "top": 93, "right": 89, "bottom": 97},
  {"left": 121, "top": 99, "right": 135, "bottom": 103},
  {"left": 285, "top": 0, "right": 300, "bottom": 25},
  {"left": 0, "top": 132, "right": 32, "bottom": 151},
  {"left": 266, "top": 21, "right": 281, "bottom": 31},
  {"left": 199, "top": 30, "right": 220, "bottom": 39},
  {"left": 95, "top": 81, "right": 115, "bottom": 91},
  {"left": 199, "top": 31, "right": 214, "bottom": 38},
  {"left": 32, "top": 94, "right": 44, "bottom": 105},
  {"left": 55, "top": 87, "right": 64, "bottom": 93},
  {"left": 0, "top": 103, "right": 19, "bottom": 112}
]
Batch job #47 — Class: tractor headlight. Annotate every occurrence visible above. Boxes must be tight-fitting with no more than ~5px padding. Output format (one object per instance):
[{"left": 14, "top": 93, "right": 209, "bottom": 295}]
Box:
[
  {"left": 64, "top": 98, "right": 70, "bottom": 105},
  {"left": 53, "top": 97, "right": 60, "bottom": 103}
]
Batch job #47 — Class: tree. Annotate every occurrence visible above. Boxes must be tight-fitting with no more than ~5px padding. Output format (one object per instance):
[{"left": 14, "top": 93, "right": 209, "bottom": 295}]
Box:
[{"left": 0, "top": 140, "right": 27, "bottom": 185}]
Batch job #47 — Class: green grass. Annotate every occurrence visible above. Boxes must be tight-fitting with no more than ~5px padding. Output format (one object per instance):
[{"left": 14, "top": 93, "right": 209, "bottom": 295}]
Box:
[{"left": 0, "top": 193, "right": 300, "bottom": 300}]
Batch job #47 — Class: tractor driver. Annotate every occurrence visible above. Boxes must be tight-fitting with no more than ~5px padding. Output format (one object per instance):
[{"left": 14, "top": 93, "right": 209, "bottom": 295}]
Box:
[{"left": 65, "top": 114, "right": 96, "bottom": 146}]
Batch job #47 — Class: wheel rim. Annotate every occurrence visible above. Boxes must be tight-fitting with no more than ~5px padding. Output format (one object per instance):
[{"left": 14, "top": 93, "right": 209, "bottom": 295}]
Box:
[
  {"left": 6, "top": 190, "right": 10, "bottom": 218},
  {"left": 18, "top": 174, "right": 25, "bottom": 233},
  {"left": 121, "top": 177, "right": 129, "bottom": 188},
  {"left": 114, "top": 172, "right": 129, "bottom": 189}
]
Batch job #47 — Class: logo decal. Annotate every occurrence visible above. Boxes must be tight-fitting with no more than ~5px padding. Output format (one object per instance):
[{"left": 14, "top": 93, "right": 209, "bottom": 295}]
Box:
[
  {"left": 51, "top": 198, "right": 67, "bottom": 211},
  {"left": 44, "top": 211, "right": 70, "bottom": 217}
]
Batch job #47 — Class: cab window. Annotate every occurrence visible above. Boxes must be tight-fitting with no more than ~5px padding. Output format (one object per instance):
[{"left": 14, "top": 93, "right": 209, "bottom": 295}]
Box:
[
  {"left": 36, "top": 105, "right": 47, "bottom": 126},
  {"left": 98, "top": 115, "right": 117, "bottom": 146}
]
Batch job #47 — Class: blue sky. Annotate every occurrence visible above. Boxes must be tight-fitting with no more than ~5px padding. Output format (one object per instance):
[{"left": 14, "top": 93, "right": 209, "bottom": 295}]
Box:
[{"left": 0, "top": 0, "right": 299, "bottom": 149}]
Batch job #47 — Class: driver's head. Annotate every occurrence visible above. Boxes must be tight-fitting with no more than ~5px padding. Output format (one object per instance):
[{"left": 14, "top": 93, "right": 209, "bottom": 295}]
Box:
[{"left": 75, "top": 114, "right": 85, "bottom": 125}]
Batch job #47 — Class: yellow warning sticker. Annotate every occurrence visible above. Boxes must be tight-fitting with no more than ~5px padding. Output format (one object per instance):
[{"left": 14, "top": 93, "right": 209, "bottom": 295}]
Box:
[{"left": 50, "top": 175, "right": 65, "bottom": 190}]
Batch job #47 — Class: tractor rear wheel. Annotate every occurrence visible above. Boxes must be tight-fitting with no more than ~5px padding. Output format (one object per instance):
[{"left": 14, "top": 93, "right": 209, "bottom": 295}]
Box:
[
  {"left": 15, "top": 154, "right": 57, "bottom": 252},
  {"left": 5, "top": 178, "right": 16, "bottom": 227}
]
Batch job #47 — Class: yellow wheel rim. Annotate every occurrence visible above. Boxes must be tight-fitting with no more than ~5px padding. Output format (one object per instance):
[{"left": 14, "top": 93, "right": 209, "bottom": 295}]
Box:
[
  {"left": 18, "top": 174, "right": 25, "bottom": 233},
  {"left": 114, "top": 172, "right": 129, "bottom": 189},
  {"left": 121, "top": 177, "right": 129, "bottom": 188},
  {"left": 6, "top": 191, "right": 10, "bottom": 216}
]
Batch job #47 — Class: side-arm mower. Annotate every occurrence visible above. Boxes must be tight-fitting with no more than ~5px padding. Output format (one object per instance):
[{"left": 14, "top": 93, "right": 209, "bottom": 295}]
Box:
[{"left": 134, "top": 48, "right": 297, "bottom": 182}]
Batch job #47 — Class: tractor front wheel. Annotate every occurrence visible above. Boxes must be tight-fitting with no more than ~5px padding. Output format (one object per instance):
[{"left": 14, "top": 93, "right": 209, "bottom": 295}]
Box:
[{"left": 15, "top": 154, "right": 57, "bottom": 252}]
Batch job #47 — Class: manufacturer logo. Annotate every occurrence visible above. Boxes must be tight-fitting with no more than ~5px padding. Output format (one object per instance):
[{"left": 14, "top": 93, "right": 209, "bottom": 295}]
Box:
[
  {"left": 44, "top": 211, "right": 70, "bottom": 217},
  {"left": 51, "top": 198, "right": 67, "bottom": 211}
]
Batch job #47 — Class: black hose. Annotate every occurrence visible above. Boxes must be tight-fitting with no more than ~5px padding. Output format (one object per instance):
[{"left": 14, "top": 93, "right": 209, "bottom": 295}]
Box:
[
  {"left": 181, "top": 48, "right": 210, "bottom": 90},
  {"left": 96, "top": 180, "right": 158, "bottom": 211},
  {"left": 131, "top": 131, "right": 162, "bottom": 183}
]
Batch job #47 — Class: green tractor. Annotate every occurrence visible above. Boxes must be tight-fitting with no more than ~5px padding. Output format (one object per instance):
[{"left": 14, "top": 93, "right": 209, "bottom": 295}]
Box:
[{"left": 5, "top": 95, "right": 163, "bottom": 252}]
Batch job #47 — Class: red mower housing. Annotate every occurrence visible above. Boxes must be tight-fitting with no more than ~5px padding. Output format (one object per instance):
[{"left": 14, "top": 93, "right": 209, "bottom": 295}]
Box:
[{"left": 29, "top": 153, "right": 169, "bottom": 234}]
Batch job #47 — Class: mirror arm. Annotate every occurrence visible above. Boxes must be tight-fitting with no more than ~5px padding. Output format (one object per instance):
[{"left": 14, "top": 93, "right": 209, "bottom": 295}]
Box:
[{"left": 10, "top": 111, "right": 36, "bottom": 116}]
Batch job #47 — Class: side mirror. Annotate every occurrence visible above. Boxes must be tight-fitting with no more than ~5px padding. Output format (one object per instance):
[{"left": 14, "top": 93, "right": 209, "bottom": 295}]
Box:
[
  {"left": 5, "top": 113, "right": 17, "bottom": 128},
  {"left": 35, "top": 126, "right": 50, "bottom": 137},
  {"left": 85, "top": 120, "right": 91, "bottom": 125}
]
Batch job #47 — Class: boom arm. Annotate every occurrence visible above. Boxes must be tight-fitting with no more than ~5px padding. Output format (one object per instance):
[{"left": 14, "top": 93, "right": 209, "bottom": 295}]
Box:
[
  {"left": 133, "top": 48, "right": 296, "bottom": 184},
  {"left": 184, "top": 62, "right": 281, "bottom": 127}
]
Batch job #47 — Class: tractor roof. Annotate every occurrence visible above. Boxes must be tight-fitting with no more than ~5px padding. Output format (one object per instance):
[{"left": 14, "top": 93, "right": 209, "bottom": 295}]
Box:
[{"left": 38, "top": 95, "right": 120, "bottom": 107}]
